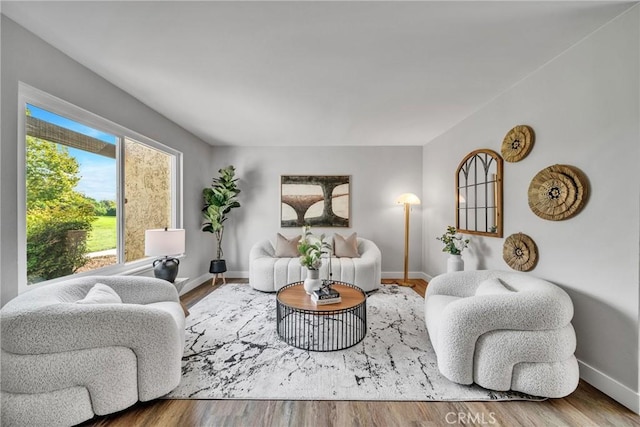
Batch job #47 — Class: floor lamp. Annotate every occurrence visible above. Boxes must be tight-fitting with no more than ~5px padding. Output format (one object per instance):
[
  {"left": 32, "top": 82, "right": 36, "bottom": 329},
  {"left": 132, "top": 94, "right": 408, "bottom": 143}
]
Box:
[{"left": 396, "top": 193, "right": 421, "bottom": 287}]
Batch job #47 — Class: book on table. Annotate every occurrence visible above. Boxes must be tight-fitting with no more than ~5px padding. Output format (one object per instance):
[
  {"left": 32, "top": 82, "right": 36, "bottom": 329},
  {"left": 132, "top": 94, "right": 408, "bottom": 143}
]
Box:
[{"left": 311, "top": 286, "right": 341, "bottom": 305}]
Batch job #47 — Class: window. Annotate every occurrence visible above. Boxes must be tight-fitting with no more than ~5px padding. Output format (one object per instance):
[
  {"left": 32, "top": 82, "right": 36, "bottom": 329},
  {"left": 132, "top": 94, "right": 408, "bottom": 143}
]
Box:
[{"left": 19, "top": 83, "right": 182, "bottom": 291}]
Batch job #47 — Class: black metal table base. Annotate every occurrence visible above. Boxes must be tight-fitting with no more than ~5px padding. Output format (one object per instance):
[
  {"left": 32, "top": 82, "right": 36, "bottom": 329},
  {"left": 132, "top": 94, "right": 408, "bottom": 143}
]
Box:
[{"left": 276, "top": 282, "right": 367, "bottom": 352}]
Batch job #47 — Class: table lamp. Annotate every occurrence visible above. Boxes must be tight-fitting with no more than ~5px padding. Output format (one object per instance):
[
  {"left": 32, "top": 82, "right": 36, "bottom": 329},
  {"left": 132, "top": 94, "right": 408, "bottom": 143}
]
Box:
[
  {"left": 145, "top": 228, "right": 185, "bottom": 283},
  {"left": 395, "top": 193, "right": 421, "bottom": 287}
]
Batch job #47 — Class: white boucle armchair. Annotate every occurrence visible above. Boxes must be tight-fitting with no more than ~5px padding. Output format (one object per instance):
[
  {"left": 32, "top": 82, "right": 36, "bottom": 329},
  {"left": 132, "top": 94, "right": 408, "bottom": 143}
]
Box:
[
  {"left": 249, "top": 236, "right": 381, "bottom": 292},
  {"left": 425, "top": 270, "right": 579, "bottom": 398},
  {"left": 1, "top": 276, "right": 185, "bottom": 426}
]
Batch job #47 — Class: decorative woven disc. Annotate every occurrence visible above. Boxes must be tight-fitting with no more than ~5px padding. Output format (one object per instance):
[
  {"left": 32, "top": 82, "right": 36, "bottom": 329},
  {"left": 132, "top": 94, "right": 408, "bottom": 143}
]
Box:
[
  {"left": 528, "top": 164, "right": 588, "bottom": 220},
  {"left": 501, "top": 125, "right": 534, "bottom": 162},
  {"left": 503, "top": 233, "right": 538, "bottom": 271}
]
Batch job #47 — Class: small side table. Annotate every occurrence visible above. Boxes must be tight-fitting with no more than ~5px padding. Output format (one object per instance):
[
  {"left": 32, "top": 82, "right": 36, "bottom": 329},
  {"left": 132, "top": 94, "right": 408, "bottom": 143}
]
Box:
[
  {"left": 173, "top": 277, "right": 190, "bottom": 317},
  {"left": 276, "top": 281, "right": 367, "bottom": 352}
]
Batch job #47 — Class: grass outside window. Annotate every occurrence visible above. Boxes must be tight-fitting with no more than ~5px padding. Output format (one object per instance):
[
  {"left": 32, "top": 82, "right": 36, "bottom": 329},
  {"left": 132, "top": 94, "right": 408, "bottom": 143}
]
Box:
[{"left": 87, "top": 216, "right": 116, "bottom": 253}]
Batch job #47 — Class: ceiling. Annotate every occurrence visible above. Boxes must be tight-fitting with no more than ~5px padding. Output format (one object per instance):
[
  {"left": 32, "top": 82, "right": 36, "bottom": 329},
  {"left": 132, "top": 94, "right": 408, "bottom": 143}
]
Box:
[{"left": 2, "top": 1, "right": 635, "bottom": 147}]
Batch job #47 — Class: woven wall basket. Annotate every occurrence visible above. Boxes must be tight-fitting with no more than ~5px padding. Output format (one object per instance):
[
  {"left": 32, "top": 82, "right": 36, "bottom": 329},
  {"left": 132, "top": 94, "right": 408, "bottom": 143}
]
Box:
[
  {"left": 503, "top": 233, "right": 538, "bottom": 271},
  {"left": 528, "top": 164, "right": 588, "bottom": 221},
  {"left": 501, "top": 125, "right": 534, "bottom": 162}
]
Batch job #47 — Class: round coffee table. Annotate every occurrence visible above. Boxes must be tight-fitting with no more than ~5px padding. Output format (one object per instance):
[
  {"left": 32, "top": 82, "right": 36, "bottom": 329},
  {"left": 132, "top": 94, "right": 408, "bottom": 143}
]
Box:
[{"left": 276, "top": 281, "right": 367, "bottom": 352}]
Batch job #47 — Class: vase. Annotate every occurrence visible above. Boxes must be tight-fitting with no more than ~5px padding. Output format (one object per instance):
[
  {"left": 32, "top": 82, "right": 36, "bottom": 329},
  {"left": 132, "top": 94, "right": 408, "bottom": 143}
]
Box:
[
  {"left": 303, "top": 268, "right": 322, "bottom": 295},
  {"left": 447, "top": 254, "right": 464, "bottom": 273}
]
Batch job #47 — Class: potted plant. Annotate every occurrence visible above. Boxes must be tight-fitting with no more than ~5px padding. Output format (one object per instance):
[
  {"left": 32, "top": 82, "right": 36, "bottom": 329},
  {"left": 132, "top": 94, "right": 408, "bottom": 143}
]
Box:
[
  {"left": 436, "top": 226, "right": 470, "bottom": 272},
  {"left": 202, "top": 165, "right": 241, "bottom": 276},
  {"left": 297, "top": 226, "right": 331, "bottom": 294}
]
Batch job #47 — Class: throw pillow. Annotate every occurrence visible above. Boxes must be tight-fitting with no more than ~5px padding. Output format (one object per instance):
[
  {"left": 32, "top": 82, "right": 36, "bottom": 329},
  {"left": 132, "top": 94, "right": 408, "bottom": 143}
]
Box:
[
  {"left": 334, "top": 233, "right": 360, "bottom": 258},
  {"left": 275, "top": 233, "right": 301, "bottom": 257},
  {"left": 474, "top": 278, "right": 513, "bottom": 296},
  {"left": 76, "top": 283, "right": 122, "bottom": 304}
]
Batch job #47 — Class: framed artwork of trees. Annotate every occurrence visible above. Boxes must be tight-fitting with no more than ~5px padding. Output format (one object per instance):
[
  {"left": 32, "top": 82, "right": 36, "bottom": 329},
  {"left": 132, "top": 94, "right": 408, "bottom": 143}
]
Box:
[{"left": 280, "top": 175, "right": 350, "bottom": 227}]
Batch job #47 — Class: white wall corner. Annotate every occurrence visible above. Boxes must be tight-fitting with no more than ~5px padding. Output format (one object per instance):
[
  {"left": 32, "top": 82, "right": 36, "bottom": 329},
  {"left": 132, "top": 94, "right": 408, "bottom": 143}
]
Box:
[{"left": 578, "top": 359, "right": 640, "bottom": 414}]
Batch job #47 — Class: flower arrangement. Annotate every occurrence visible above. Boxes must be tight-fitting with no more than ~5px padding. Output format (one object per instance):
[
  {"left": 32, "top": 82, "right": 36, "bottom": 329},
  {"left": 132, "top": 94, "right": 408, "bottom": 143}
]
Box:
[
  {"left": 436, "top": 226, "right": 470, "bottom": 255},
  {"left": 297, "top": 226, "right": 331, "bottom": 270}
]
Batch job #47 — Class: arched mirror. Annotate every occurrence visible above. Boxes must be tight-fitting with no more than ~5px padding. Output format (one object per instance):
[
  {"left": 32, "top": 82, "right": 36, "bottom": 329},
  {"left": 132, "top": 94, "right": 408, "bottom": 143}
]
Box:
[{"left": 456, "top": 149, "right": 503, "bottom": 237}]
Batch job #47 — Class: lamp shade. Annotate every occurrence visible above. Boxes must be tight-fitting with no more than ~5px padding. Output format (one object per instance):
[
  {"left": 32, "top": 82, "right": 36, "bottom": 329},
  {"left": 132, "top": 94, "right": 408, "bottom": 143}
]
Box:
[
  {"left": 395, "top": 193, "right": 421, "bottom": 205},
  {"left": 145, "top": 228, "right": 185, "bottom": 257}
]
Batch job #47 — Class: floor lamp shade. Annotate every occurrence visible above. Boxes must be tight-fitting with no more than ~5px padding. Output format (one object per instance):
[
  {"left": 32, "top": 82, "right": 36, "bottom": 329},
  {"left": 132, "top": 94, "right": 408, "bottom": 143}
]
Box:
[
  {"left": 395, "top": 193, "right": 421, "bottom": 287},
  {"left": 145, "top": 228, "right": 185, "bottom": 283}
]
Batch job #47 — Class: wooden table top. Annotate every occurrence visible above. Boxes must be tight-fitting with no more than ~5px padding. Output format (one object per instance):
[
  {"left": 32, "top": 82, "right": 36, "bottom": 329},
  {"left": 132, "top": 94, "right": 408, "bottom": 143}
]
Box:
[{"left": 277, "top": 283, "right": 365, "bottom": 312}]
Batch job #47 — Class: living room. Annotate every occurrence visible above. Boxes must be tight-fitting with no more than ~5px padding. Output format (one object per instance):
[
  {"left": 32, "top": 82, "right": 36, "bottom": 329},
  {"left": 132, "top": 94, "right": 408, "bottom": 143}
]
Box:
[{"left": 1, "top": 1, "right": 639, "bottom": 426}]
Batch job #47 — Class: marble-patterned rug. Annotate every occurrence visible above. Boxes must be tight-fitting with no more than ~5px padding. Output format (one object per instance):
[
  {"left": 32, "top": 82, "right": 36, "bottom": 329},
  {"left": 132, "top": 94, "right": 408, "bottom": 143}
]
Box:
[{"left": 165, "top": 283, "right": 541, "bottom": 401}]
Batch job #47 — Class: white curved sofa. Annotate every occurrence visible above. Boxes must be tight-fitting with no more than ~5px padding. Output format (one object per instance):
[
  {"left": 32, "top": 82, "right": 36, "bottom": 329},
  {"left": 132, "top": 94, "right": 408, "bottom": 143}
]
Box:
[
  {"left": 249, "top": 236, "right": 381, "bottom": 292},
  {"left": 1, "top": 276, "right": 185, "bottom": 426},
  {"left": 425, "top": 270, "right": 579, "bottom": 398}
]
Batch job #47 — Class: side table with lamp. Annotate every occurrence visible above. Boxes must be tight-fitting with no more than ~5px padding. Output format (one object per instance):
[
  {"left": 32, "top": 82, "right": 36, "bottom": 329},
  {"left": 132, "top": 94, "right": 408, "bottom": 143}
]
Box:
[{"left": 145, "top": 227, "right": 190, "bottom": 316}]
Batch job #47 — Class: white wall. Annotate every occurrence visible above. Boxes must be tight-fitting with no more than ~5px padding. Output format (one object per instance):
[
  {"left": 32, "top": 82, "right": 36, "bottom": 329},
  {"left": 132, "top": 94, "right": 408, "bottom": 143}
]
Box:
[
  {"left": 423, "top": 7, "right": 640, "bottom": 410},
  {"left": 0, "top": 16, "right": 215, "bottom": 305},
  {"left": 209, "top": 146, "right": 423, "bottom": 277}
]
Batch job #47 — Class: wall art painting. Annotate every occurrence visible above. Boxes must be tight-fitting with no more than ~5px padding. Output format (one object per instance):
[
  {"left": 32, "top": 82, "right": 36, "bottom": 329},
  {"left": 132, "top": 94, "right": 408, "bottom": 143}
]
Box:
[{"left": 281, "top": 175, "right": 350, "bottom": 227}]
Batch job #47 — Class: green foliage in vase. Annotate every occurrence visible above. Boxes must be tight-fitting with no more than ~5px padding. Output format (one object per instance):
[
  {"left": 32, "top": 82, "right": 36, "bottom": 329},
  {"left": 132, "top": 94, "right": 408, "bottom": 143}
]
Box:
[
  {"left": 297, "top": 226, "right": 331, "bottom": 270},
  {"left": 436, "top": 226, "right": 470, "bottom": 255},
  {"left": 202, "top": 165, "right": 241, "bottom": 259}
]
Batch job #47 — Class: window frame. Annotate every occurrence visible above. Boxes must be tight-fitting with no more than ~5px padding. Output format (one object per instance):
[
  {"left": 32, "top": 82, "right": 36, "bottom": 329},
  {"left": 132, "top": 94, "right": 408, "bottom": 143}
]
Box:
[{"left": 18, "top": 82, "right": 183, "bottom": 293}]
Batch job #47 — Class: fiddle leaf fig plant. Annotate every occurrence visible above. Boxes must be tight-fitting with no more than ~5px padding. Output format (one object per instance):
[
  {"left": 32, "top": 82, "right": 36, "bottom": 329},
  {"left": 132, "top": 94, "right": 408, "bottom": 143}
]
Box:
[{"left": 202, "top": 166, "right": 241, "bottom": 260}]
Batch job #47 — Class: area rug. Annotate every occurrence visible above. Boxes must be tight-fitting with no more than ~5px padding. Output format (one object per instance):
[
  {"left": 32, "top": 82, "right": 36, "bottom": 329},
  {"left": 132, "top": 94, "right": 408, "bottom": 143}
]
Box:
[{"left": 165, "top": 283, "right": 541, "bottom": 401}]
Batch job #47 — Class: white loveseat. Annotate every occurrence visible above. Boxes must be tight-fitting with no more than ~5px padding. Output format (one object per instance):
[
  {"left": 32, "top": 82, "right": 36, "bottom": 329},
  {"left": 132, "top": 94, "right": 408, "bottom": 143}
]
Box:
[
  {"left": 425, "top": 270, "right": 579, "bottom": 398},
  {"left": 0, "top": 276, "right": 185, "bottom": 426},
  {"left": 249, "top": 236, "right": 381, "bottom": 292}
]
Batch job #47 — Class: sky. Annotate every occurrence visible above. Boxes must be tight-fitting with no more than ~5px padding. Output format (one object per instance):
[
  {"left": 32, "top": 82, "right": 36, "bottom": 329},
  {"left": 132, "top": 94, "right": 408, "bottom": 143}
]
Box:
[{"left": 28, "top": 104, "right": 117, "bottom": 201}]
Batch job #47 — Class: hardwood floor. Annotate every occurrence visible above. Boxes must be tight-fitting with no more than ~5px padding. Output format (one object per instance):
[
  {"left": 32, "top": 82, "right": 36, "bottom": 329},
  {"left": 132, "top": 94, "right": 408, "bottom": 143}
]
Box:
[{"left": 84, "top": 279, "right": 640, "bottom": 427}]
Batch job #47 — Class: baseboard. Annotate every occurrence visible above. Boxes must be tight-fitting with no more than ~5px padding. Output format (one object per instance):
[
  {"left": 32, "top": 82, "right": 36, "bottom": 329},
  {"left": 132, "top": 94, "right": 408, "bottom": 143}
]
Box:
[
  {"left": 225, "top": 270, "right": 249, "bottom": 279},
  {"left": 179, "top": 273, "right": 213, "bottom": 296},
  {"left": 578, "top": 359, "right": 639, "bottom": 413},
  {"left": 382, "top": 271, "right": 429, "bottom": 281},
  {"left": 186, "top": 271, "right": 430, "bottom": 290}
]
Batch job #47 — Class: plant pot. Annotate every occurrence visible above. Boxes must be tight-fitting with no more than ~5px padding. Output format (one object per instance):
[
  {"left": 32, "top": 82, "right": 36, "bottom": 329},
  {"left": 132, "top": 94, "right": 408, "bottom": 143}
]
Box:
[
  {"left": 303, "top": 268, "right": 322, "bottom": 295},
  {"left": 447, "top": 254, "right": 464, "bottom": 273},
  {"left": 209, "top": 259, "right": 227, "bottom": 274}
]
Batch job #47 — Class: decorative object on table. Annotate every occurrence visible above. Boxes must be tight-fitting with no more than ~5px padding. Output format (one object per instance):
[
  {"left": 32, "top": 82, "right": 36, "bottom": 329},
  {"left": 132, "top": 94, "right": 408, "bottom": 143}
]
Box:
[
  {"left": 311, "top": 283, "right": 341, "bottom": 305},
  {"left": 168, "top": 282, "right": 542, "bottom": 401},
  {"left": 503, "top": 233, "right": 538, "bottom": 271},
  {"left": 395, "top": 193, "right": 421, "bottom": 287},
  {"left": 297, "top": 226, "right": 331, "bottom": 294},
  {"left": 528, "top": 164, "right": 588, "bottom": 221},
  {"left": 281, "top": 175, "right": 350, "bottom": 227},
  {"left": 437, "top": 226, "right": 470, "bottom": 273},
  {"left": 202, "top": 165, "right": 241, "bottom": 284},
  {"left": 501, "top": 125, "right": 535, "bottom": 162},
  {"left": 145, "top": 227, "right": 186, "bottom": 283},
  {"left": 456, "top": 149, "right": 503, "bottom": 237}
]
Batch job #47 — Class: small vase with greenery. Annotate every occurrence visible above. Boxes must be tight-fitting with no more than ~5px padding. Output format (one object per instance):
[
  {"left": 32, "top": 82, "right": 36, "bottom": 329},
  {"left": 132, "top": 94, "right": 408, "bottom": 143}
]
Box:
[
  {"left": 436, "top": 226, "right": 470, "bottom": 255},
  {"left": 297, "top": 226, "right": 331, "bottom": 269},
  {"left": 298, "top": 226, "right": 331, "bottom": 294},
  {"left": 437, "top": 226, "right": 470, "bottom": 273},
  {"left": 202, "top": 166, "right": 241, "bottom": 274}
]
